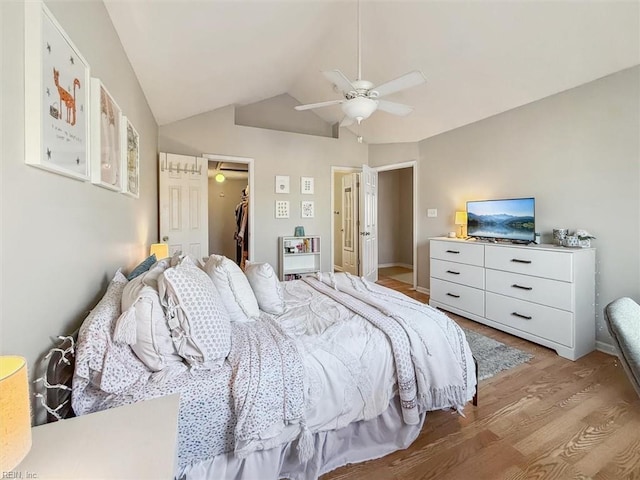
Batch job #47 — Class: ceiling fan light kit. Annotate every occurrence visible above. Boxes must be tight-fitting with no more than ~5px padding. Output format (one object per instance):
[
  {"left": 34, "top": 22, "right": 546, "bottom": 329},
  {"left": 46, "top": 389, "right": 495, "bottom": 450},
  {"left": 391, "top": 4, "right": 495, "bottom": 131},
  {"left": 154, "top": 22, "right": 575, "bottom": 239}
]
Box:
[{"left": 294, "top": 0, "right": 426, "bottom": 126}]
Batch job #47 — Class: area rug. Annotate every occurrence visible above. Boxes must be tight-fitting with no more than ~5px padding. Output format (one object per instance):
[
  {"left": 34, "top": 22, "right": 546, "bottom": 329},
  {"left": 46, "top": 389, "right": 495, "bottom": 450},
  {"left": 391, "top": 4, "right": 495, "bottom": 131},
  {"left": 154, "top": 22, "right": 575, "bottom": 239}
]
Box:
[{"left": 461, "top": 327, "right": 533, "bottom": 381}]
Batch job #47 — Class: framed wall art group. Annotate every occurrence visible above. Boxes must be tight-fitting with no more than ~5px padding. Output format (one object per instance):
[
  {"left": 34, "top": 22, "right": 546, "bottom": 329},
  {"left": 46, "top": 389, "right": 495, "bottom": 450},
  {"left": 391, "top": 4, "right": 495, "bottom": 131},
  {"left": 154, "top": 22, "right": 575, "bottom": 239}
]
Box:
[
  {"left": 273, "top": 175, "right": 315, "bottom": 219},
  {"left": 24, "top": 0, "right": 140, "bottom": 198}
]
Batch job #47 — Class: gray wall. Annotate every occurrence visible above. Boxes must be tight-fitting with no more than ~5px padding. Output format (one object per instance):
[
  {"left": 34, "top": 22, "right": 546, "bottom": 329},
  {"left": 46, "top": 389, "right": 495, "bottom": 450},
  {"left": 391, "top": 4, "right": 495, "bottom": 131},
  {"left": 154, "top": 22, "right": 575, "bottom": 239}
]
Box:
[
  {"left": 159, "top": 105, "right": 367, "bottom": 274},
  {"left": 1, "top": 0, "right": 158, "bottom": 409},
  {"left": 235, "top": 94, "right": 335, "bottom": 138},
  {"left": 370, "top": 67, "right": 640, "bottom": 346},
  {"left": 208, "top": 176, "right": 248, "bottom": 260},
  {"left": 378, "top": 168, "right": 413, "bottom": 267}
]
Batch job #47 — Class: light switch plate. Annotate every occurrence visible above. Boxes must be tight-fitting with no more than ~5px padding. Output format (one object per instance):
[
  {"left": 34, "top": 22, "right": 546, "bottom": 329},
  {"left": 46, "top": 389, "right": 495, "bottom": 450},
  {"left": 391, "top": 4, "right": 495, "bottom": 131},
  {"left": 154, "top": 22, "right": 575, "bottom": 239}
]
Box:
[{"left": 427, "top": 208, "right": 438, "bottom": 217}]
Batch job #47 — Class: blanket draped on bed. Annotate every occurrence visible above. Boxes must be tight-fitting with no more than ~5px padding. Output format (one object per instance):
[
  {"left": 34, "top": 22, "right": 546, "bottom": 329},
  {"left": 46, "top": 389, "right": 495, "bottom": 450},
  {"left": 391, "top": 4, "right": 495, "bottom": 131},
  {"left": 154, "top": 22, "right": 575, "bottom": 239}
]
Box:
[
  {"left": 228, "top": 318, "right": 309, "bottom": 459},
  {"left": 305, "top": 273, "right": 469, "bottom": 417}
]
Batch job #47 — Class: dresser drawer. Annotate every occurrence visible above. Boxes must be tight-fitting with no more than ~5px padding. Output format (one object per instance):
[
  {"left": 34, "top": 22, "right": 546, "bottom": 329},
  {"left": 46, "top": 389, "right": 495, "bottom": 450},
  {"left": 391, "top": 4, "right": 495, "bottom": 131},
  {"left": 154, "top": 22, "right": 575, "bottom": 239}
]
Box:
[
  {"left": 430, "top": 240, "right": 484, "bottom": 267},
  {"left": 430, "top": 278, "right": 484, "bottom": 317},
  {"left": 431, "top": 259, "right": 485, "bottom": 289},
  {"left": 485, "top": 245, "right": 572, "bottom": 281},
  {"left": 485, "top": 269, "right": 573, "bottom": 311},
  {"left": 485, "top": 292, "right": 573, "bottom": 347}
]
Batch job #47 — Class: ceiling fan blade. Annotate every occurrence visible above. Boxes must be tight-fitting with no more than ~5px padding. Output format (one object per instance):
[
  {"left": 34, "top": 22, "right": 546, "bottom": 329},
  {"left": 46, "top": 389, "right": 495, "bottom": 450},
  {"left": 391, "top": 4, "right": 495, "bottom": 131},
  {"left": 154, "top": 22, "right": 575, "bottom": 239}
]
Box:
[
  {"left": 372, "top": 70, "right": 427, "bottom": 98},
  {"left": 340, "top": 116, "right": 355, "bottom": 127},
  {"left": 294, "top": 99, "right": 344, "bottom": 111},
  {"left": 376, "top": 100, "right": 414, "bottom": 116},
  {"left": 323, "top": 70, "right": 356, "bottom": 94}
]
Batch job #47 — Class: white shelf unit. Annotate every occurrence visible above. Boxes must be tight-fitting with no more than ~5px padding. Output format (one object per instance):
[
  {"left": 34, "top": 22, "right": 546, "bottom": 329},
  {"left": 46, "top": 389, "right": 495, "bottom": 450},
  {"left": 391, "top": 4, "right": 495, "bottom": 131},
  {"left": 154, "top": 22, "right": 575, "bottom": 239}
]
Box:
[
  {"left": 279, "top": 236, "right": 321, "bottom": 281},
  {"left": 428, "top": 237, "right": 596, "bottom": 361}
]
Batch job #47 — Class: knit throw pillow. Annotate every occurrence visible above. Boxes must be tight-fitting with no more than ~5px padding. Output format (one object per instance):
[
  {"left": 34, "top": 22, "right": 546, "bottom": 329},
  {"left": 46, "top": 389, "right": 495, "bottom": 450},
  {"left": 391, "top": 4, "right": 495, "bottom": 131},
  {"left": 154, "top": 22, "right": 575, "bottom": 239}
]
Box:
[{"left": 158, "top": 260, "right": 231, "bottom": 369}]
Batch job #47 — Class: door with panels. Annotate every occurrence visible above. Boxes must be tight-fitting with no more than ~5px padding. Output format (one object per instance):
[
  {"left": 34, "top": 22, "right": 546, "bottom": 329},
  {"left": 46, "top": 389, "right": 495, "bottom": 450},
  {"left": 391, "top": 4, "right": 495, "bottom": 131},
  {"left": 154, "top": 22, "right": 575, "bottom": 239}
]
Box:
[{"left": 159, "top": 152, "right": 208, "bottom": 259}]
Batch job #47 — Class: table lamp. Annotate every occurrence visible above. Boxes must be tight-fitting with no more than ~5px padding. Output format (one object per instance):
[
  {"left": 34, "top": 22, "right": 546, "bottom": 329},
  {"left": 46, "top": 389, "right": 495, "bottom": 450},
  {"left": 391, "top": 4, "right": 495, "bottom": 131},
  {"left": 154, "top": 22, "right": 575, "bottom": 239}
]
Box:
[
  {"left": 0, "top": 356, "right": 32, "bottom": 471},
  {"left": 149, "top": 243, "right": 169, "bottom": 260},
  {"left": 455, "top": 211, "right": 467, "bottom": 238}
]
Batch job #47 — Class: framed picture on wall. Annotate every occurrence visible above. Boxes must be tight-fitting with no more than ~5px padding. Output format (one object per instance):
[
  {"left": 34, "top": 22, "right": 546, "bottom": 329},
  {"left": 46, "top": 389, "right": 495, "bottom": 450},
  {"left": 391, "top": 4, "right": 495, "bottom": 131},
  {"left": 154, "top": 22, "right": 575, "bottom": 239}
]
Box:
[
  {"left": 121, "top": 116, "right": 140, "bottom": 198},
  {"left": 275, "top": 200, "right": 290, "bottom": 218},
  {"left": 275, "top": 175, "right": 290, "bottom": 194},
  {"left": 301, "top": 176, "right": 314, "bottom": 194},
  {"left": 91, "top": 78, "right": 123, "bottom": 191},
  {"left": 24, "top": 0, "right": 91, "bottom": 181},
  {"left": 301, "top": 201, "right": 314, "bottom": 218}
]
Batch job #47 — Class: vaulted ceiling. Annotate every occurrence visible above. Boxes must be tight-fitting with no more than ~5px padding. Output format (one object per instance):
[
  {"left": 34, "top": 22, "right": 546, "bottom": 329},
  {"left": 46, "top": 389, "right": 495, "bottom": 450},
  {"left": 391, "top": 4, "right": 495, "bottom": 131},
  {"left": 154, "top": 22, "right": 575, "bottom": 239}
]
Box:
[{"left": 104, "top": 0, "right": 639, "bottom": 144}]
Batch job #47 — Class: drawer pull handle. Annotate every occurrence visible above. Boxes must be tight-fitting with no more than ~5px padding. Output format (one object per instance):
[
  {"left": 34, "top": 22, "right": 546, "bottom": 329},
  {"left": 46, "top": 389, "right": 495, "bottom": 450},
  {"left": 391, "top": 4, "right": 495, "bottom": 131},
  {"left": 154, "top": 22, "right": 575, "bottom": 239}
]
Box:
[
  {"left": 446, "top": 250, "right": 460, "bottom": 254},
  {"left": 511, "top": 258, "right": 532, "bottom": 264},
  {"left": 512, "top": 284, "right": 533, "bottom": 291},
  {"left": 511, "top": 312, "right": 532, "bottom": 320},
  {"left": 446, "top": 270, "right": 461, "bottom": 275},
  {"left": 446, "top": 293, "right": 461, "bottom": 298}
]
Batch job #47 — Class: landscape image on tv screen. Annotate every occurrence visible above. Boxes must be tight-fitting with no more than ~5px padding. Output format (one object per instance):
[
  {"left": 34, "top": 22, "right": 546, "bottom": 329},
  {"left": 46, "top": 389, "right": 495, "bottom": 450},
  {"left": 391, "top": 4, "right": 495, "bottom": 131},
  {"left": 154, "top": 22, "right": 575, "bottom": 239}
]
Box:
[{"left": 466, "top": 198, "right": 535, "bottom": 242}]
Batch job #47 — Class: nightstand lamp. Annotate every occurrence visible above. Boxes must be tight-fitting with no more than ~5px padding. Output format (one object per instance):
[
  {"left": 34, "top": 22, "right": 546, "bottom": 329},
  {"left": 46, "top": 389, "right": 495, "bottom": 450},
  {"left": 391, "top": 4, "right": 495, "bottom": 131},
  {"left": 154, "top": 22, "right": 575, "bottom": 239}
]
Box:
[
  {"left": 455, "top": 211, "right": 467, "bottom": 238},
  {"left": 0, "top": 356, "right": 31, "bottom": 471},
  {"left": 149, "top": 243, "right": 169, "bottom": 260}
]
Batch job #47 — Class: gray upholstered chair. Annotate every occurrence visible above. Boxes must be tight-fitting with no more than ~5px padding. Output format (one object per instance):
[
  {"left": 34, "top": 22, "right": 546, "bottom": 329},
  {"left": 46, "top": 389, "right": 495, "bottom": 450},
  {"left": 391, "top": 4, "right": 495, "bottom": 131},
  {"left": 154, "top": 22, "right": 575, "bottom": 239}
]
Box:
[{"left": 604, "top": 297, "right": 640, "bottom": 398}]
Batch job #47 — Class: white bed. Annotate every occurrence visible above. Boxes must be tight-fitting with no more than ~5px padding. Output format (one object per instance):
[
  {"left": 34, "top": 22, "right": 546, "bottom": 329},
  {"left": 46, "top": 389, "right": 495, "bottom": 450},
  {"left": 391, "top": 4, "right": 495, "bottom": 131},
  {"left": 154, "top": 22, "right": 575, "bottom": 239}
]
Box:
[{"left": 70, "top": 256, "right": 476, "bottom": 480}]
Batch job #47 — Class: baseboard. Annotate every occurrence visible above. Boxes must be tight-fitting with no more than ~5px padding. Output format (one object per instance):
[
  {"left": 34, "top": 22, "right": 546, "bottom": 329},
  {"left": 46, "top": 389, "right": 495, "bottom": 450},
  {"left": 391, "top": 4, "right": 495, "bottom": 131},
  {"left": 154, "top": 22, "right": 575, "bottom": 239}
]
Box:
[
  {"left": 596, "top": 341, "right": 617, "bottom": 356},
  {"left": 379, "top": 262, "right": 413, "bottom": 270},
  {"left": 416, "top": 286, "right": 429, "bottom": 295},
  {"left": 333, "top": 265, "right": 344, "bottom": 272}
]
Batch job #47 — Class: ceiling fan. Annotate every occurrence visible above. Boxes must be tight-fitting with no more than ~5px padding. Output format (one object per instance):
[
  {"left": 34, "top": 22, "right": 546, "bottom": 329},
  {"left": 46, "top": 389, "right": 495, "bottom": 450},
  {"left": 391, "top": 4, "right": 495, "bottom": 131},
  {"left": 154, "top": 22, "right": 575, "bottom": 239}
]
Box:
[{"left": 294, "top": 0, "right": 426, "bottom": 127}]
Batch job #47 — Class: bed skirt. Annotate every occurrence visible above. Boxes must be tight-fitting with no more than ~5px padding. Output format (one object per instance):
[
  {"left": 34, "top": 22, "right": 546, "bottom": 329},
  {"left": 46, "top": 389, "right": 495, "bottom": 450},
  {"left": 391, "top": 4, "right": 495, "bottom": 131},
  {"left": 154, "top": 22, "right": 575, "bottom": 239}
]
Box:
[{"left": 178, "top": 396, "right": 426, "bottom": 480}]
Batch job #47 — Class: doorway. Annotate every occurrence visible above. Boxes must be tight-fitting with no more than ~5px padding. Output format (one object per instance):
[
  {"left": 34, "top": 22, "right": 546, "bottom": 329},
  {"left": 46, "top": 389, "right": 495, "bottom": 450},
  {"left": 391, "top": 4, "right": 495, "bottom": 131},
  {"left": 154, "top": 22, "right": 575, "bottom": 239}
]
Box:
[
  {"left": 375, "top": 161, "right": 417, "bottom": 288},
  {"left": 331, "top": 167, "right": 361, "bottom": 273},
  {"left": 204, "top": 154, "right": 254, "bottom": 267}
]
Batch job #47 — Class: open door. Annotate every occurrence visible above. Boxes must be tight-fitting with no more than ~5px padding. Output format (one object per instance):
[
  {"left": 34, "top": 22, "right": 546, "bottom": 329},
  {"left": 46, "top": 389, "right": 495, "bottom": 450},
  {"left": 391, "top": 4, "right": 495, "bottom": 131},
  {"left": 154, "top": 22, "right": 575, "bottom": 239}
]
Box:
[
  {"left": 159, "top": 152, "right": 208, "bottom": 258},
  {"left": 341, "top": 173, "right": 358, "bottom": 275},
  {"left": 359, "top": 164, "right": 378, "bottom": 282}
]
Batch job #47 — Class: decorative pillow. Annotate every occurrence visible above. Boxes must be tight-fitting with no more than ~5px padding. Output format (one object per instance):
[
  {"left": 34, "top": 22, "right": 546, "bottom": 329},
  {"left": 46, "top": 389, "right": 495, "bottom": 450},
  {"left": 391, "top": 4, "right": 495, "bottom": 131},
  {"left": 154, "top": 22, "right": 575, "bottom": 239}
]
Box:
[
  {"left": 127, "top": 254, "right": 157, "bottom": 281},
  {"left": 158, "top": 261, "right": 231, "bottom": 369},
  {"left": 244, "top": 261, "right": 285, "bottom": 315},
  {"left": 114, "top": 260, "right": 183, "bottom": 372},
  {"left": 73, "top": 270, "right": 150, "bottom": 404},
  {"left": 203, "top": 254, "right": 260, "bottom": 322}
]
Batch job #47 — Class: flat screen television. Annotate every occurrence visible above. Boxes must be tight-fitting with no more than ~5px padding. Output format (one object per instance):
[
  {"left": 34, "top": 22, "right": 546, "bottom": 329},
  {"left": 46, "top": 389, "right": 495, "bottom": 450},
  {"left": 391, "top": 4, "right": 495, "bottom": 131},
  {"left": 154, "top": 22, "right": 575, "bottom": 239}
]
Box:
[{"left": 466, "top": 197, "right": 535, "bottom": 242}]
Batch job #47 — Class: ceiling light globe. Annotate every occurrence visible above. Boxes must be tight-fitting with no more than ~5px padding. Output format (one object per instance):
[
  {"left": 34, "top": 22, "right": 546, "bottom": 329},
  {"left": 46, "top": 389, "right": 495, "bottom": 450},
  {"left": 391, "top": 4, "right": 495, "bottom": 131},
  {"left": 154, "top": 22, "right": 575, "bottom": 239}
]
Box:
[
  {"left": 214, "top": 173, "right": 225, "bottom": 183},
  {"left": 342, "top": 97, "right": 378, "bottom": 121}
]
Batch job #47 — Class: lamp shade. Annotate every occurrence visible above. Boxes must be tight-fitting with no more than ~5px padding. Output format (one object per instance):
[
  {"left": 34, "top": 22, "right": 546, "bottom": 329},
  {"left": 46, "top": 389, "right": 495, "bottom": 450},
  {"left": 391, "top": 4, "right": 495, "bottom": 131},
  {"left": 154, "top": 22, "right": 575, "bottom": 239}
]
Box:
[
  {"left": 455, "top": 211, "right": 467, "bottom": 225},
  {"left": 0, "top": 356, "right": 31, "bottom": 471},
  {"left": 149, "top": 243, "right": 169, "bottom": 260}
]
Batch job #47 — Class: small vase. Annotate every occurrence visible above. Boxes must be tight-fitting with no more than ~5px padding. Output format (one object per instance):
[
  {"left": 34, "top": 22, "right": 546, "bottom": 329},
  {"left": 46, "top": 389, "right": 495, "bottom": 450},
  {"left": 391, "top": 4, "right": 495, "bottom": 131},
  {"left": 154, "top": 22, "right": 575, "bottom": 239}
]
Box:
[{"left": 579, "top": 239, "right": 591, "bottom": 248}]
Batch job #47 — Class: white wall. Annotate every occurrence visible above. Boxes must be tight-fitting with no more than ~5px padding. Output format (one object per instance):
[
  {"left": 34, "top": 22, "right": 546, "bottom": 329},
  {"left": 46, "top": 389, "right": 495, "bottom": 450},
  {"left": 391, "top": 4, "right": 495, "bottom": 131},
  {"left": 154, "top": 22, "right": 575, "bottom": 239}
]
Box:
[
  {"left": 1, "top": 0, "right": 158, "bottom": 399},
  {"left": 371, "top": 67, "right": 640, "bottom": 346},
  {"left": 159, "top": 106, "right": 367, "bottom": 274}
]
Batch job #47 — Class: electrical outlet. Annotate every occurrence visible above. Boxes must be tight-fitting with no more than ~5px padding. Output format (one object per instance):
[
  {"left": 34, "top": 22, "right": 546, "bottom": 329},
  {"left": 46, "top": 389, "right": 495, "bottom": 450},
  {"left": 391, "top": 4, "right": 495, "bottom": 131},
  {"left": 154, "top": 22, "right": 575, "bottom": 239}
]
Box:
[{"left": 427, "top": 208, "right": 438, "bottom": 218}]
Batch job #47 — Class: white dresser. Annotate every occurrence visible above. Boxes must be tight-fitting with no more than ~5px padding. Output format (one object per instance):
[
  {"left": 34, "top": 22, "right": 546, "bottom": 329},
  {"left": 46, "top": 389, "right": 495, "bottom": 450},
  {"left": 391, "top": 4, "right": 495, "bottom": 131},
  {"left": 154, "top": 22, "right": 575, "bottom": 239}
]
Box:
[{"left": 429, "top": 237, "right": 595, "bottom": 360}]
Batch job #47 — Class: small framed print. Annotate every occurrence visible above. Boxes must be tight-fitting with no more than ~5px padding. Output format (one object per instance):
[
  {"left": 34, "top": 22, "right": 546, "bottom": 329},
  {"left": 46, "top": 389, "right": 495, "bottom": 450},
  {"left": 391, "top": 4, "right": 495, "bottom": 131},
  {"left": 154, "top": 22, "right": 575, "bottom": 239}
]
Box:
[
  {"left": 301, "top": 176, "right": 314, "bottom": 194},
  {"left": 275, "top": 200, "right": 290, "bottom": 218},
  {"left": 121, "top": 116, "right": 139, "bottom": 198},
  {"left": 301, "top": 201, "right": 314, "bottom": 218},
  {"left": 91, "top": 78, "right": 123, "bottom": 191},
  {"left": 275, "top": 175, "right": 290, "bottom": 194}
]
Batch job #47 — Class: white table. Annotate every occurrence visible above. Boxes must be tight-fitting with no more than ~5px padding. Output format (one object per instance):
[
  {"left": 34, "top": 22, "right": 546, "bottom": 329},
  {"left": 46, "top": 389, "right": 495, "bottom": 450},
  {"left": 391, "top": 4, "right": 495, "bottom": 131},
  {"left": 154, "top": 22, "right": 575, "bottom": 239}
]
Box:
[{"left": 13, "top": 393, "right": 180, "bottom": 479}]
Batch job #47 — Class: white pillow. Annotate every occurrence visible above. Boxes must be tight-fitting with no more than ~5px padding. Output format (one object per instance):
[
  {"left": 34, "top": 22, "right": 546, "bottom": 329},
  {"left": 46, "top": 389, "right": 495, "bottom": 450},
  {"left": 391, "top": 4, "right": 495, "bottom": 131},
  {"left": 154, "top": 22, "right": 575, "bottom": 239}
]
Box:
[
  {"left": 115, "top": 260, "right": 183, "bottom": 372},
  {"left": 244, "top": 261, "right": 285, "bottom": 315},
  {"left": 203, "top": 254, "right": 260, "bottom": 322},
  {"left": 158, "top": 260, "right": 231, "bottom": 369}
]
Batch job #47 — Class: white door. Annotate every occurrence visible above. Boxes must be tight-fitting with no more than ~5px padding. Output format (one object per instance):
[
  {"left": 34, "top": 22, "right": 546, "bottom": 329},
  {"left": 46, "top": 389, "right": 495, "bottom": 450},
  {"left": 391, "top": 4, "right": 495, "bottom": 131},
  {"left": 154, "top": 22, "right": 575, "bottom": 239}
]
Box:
[
  {"left": 159, "top": 152, "right": 208, "bottom": 259},
  {"left": 359, "top": 164, "right": 378, "bottom": 282},
  {"left": 341, "top": 173, "right": 358, "bottom": 275}
]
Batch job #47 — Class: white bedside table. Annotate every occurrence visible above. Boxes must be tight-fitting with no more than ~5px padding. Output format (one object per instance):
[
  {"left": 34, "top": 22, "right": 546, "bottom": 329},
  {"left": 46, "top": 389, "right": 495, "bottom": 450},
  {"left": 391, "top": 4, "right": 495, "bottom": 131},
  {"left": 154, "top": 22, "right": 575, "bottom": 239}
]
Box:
[{"left": 13, "top": 393, "right": 180, "bottom": 479}]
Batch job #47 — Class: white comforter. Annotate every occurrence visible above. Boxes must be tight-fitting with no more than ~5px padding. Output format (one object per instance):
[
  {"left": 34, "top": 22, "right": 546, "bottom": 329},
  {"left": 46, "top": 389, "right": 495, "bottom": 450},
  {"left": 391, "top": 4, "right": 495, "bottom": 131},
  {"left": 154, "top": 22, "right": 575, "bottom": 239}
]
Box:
[{"left": 72, "top": 273, "right": 475, "bottom": 476}]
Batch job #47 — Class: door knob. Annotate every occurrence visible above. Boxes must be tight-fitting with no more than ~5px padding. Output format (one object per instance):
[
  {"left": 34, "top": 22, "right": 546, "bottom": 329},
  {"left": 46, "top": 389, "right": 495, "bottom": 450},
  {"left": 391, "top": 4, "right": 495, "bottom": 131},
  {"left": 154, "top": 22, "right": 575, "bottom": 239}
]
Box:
[{"left": 162, "top": 236, "right": 169, "bottom": 242}]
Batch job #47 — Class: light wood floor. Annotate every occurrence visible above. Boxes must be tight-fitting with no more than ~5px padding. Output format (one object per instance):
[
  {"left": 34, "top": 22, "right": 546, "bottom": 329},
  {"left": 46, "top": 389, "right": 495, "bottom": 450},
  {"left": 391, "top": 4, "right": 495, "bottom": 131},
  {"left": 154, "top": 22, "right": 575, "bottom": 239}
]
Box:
[{"left": 322, "top": 275, "right": 640, "bottom": 480}]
